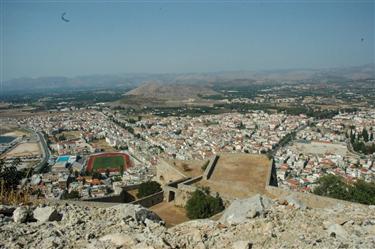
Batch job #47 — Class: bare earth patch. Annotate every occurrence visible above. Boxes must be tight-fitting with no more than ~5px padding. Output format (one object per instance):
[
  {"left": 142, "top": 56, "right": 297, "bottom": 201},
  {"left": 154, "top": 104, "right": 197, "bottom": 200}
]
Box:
[
  {"left": 5, "top": 142, "right": 41, "bottom": 158},
  {"left": 90, "top": 139, "right": 116, "bottom": 152},
  {"left": 165, "top": 159, "right": 206, "bottom": 178}
]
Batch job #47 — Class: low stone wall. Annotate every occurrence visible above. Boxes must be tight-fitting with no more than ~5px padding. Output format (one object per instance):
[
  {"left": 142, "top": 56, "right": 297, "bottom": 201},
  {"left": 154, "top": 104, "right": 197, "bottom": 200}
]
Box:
[
  {"left": 203, "top": 155, "right": 219, "bottom": 180},
  {"left": 166, "top": 178, "right": 191, "bottom": 188},
  {"left": 123, "top": 184, "right": 141, "bottom": 191},
  {"left": 266, "top": 185, "right": 364, "bottom": 208},
  {"left": 179, "top": 176, "right": 203, "bottom": 186},
  {"left": 131, "top": 191, "right": 164, "bottom": 208},
  {"left": 81, "top": 184, "right": 141, "bottom": 203},
  {"left": 43, "top": 199, "right": 119, "bottom": 208},
  {"left": 81, "top": 192, "right": 129, "bottom": 203},
  {"left": 47, "top": 191, "right": 163, "bottom": 209}
]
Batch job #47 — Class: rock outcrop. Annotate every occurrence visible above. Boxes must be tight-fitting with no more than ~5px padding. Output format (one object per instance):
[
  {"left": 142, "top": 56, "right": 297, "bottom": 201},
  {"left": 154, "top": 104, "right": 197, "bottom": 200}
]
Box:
[
  {"left": 12, "top": 207, "right": 31, "bottom": 223},
  {"left": 33, "top": 206, "right": 62, "bottom": 222},
  {"left": 0, "top": 195, "right": 374, "bottom": 249},
  {"left": 220, "top": 194, "right": 274, "bottom": 225}
]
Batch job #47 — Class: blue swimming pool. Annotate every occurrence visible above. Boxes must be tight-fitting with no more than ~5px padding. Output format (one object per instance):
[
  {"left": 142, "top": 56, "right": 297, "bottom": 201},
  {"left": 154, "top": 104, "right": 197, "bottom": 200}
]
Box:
[{"left": 56, "top": 156, "right": 69, "bottom": 162}]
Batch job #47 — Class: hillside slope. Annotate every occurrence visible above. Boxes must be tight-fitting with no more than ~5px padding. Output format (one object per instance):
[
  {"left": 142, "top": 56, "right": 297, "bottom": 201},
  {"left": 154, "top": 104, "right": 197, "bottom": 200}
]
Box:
[
  {"left": 125, "top": 82, "right": 219, "bottom": 100},
  {"left": 0, "top": 196, "right": 374, "bottom": 249}
]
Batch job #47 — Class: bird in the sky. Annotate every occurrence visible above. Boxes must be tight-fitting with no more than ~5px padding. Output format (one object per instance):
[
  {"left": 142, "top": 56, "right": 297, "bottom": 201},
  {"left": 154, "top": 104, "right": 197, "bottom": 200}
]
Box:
[{"left": 61, "top": 12, "right": 70, "bottom": 22}]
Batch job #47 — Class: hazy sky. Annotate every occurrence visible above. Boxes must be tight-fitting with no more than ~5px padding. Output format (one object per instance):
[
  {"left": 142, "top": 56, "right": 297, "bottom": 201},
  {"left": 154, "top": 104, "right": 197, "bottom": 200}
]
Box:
[{"left": 1, "top": 0, "right": 374, "bottom": 80}]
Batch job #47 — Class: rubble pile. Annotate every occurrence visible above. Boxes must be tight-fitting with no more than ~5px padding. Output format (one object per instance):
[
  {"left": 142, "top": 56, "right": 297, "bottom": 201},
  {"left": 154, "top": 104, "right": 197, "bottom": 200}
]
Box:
[{"left": 0, "top": 196, "right": 374, "bottom": 249}]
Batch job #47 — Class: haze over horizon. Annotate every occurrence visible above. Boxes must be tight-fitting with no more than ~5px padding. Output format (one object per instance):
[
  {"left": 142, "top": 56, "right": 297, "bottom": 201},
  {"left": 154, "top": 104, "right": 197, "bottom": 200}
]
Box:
[{"left": 2, "top": 1, "right": 374, "bottom": 80}]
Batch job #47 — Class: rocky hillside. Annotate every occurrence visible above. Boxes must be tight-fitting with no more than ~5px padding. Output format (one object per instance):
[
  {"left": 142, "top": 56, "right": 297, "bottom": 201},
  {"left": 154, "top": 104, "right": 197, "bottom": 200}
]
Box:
[{"left": 1, "top": 195, "right": 374, "bottom": 249}]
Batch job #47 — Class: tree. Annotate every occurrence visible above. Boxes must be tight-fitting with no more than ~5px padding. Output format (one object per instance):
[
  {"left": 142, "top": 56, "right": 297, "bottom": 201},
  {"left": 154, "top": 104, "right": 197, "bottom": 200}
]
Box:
[
  {"left": 313, "top": 175, "right": 375, "bottom": 205},
  {"left": 185, "top": 188, "right": 224, "bottom": 219},
  {"left": 61, "top": 190, "right": 80, "bottom": 200},
  {"left": 0, "top": 158, "right": 23, "bottom": 191},
  {"left": 105, "top": 169, "right": 110, "bottom": 178},
  {"left": 137, "top": 181, "right": 162, "bottom": 198},
  {"left": 58, "top": 134, "right": 66, "bottom": 141},
  {"left": 349, "top": 180, "right": 375, "bottom": 205},
  {"left": 92, "top": 171, "right": 103, "bottom": 180},
  {"left": 362, "top": 128, "right": 369, "bottom": 142},
  {"left": 350, "top": 130, "right": 355, "bottom": 144},
  {"left": 313, "top": 174, "right": 349, "bottom": 200}
]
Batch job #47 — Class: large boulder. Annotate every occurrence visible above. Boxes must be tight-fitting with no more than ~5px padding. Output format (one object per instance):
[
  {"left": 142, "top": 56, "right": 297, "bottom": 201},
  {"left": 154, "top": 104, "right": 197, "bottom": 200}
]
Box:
[
  {"left": 220, "top": 194, "right": 274, "bottom": 225},
  {"left": 284, "top": 195, "right": 307, "bottom": 210},
  {"left": 33, "top": 206, "right": 62, "bottom": 222},
  {"left": 327, "top": 223, "right": 349, "bottom": 240},
  {"left": 13, "top": 206, "right": 31, "bottom": 223},
  {"left": 99, "top": 233, "right": 136, "bottom": 247},
  {"left": 232, "top": 240, "right": 253, "bottom": 249},
  {"left": 109, "top": 204, "right": 162, "bottom": 224}
]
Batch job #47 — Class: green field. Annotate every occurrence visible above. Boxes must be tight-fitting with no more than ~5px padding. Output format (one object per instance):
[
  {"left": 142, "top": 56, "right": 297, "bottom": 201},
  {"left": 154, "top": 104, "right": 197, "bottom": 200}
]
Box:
[{"left": 93, "top": 156, "right": 125, "bottom": 172}]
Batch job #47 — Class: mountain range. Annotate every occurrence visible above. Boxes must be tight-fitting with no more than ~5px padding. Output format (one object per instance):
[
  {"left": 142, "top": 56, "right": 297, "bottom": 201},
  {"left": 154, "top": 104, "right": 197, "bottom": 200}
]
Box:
[{"left": 2, "top": 64, "right": 374, "bottom": 94}]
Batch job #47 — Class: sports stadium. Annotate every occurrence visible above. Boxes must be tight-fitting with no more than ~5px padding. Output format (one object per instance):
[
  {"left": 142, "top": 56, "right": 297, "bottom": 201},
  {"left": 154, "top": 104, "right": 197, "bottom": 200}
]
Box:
[{"left": 86, "top": 152, "right": 132, "bottom": 174}]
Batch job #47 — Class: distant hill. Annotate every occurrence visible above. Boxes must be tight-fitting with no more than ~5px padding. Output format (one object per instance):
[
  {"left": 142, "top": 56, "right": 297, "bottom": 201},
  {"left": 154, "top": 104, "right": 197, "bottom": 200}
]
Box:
[
  {"left": 125, "top": 82, "right": 219, "bottom": 100},
  {"left": 2, "top": 64, "right": 374, "bottom": 95}
]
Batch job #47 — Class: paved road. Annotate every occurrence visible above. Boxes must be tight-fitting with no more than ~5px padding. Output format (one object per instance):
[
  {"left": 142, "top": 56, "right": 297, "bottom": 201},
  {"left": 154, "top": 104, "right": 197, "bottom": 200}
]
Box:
[
  {"left": 35, "top": 131, "right": 50, "bottom": 173},
  {"left": 270, "top": 123, "right": 310, "bottom": 156}
]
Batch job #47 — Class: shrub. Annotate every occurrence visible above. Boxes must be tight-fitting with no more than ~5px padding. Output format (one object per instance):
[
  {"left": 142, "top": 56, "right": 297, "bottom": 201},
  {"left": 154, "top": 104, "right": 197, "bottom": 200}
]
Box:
[
  {"left": 137, "top": 181, "right": 162, "bottom": 198},
  {"left": 61, "top": 190, "right": 80, "bottom": 200},
  {"left": 0, "top": 158, "right": 23, "bottom": 191},
  {"left": 185, "top": 188, "right": 224, "bottom": 219},
  {"left": 92, "top": 172, "right": 103, "bottom": 180},
  {"left": 313, "top": 174, "right": 375, "bottom": 205}
]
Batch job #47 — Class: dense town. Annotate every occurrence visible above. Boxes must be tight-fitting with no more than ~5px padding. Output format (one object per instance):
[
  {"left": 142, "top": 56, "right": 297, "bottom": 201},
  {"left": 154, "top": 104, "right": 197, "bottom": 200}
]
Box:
[
  {"left": 274, "top": 111, "right": 375, "bottom": 191},
  {"left": 1, "top": 107, "right": 374, "bottom": 202}
]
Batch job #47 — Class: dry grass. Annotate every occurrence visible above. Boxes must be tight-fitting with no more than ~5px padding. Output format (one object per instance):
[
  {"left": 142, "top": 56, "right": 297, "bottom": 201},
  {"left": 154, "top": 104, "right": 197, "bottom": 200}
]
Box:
[
  {"left": 60, "top": 131, "right": 82, "bottom": 140},
  {"left": 149, "top": 201, "right": 189, "bottom": 227},
  {"left": 90, "top": 139, "right": 116, "bottom": 152},
  {"left": 0, "top": 186, "right": 34, "bottom": 205},
  {"left": 166, "top": 159, "right": 206, "bottom": 178}
]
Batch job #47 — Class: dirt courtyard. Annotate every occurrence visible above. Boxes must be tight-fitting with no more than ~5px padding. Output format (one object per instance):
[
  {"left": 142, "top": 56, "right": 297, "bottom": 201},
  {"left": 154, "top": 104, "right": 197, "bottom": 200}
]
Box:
[
  {"left": 197, "top": 153, "right": 270, "bottom": 200},
  {"left": 149, "top": 201, "right": 189, "bottom": 227},
  {"left": 292, "top": 141, "right": 348, "bottom": 156}
]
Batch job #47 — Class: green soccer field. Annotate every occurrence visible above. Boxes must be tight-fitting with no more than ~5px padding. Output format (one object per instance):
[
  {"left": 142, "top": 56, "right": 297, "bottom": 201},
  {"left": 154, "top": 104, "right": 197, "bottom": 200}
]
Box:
[{"left": 92, "top": 156, "right": 125, "bottom": 172}]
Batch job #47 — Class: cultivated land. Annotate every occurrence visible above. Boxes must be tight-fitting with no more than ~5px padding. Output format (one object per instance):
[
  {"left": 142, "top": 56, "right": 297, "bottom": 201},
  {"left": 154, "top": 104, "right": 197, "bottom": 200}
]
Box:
[{"left": 197, "top": 153, "right": 270, "bottom": 200}]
